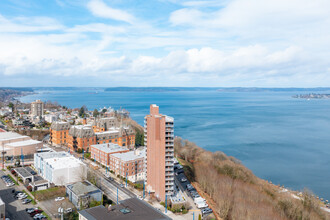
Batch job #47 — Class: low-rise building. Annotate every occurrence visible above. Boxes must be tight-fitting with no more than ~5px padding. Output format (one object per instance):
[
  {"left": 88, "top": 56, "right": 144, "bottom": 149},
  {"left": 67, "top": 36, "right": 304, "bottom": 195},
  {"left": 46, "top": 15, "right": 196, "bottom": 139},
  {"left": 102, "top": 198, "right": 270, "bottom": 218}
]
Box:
[
  {"left": 68, "top": 125, "right": 96, "bottom": 152},
  {"left": 78, "top": 198, "right": 171, "bottom": 220},
  {"left": 0, "top": 132, "right": 30, "bottom": 147},
  {"left": 109, "top": 148, "right": 146, "bottom": 183},
  {"left": 34, "top": 151, "right": 86, "bottom": 185},
  {"left": 50, "top": 121, "right": 70, "bottom": 146},
  {"left": 90, "top": 143, "right": 129, "bottom": 166},
  {"left": 66, "top": 181, "right": 103, "bottom": 208},
  {"left": 95, "top": 127, "right": 135, "bottom": 148},
  {"left": 4, "top": 139, "right": 43, "bottom": 157},
  {"left": 45, "top": 114, "right": 58, "bottom": 123},
  {"left": 92, "top": 117, "right": 119, "bottom": 132},
  {"left": 0, "top": 132, "right": 42, "bottom": 157}
]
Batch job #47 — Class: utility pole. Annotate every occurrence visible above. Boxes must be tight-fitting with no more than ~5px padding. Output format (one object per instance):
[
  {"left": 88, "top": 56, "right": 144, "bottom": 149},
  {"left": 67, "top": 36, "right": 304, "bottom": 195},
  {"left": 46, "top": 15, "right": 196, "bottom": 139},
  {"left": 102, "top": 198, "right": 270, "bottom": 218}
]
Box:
[
  {"left": 21, "top": 148, "right": 24, "bottom": 166},
  {"left": 165, "top": 194, "right": 167, "bottom": 213},
  {"left": 126, "top": 172, "right": 128, "bottom": 187},
  {"left": 143, "top": 180, "right": 145, "bottom": 199},
  {"left": 117, "top": 187, "right": 118, "bottom": 204}
]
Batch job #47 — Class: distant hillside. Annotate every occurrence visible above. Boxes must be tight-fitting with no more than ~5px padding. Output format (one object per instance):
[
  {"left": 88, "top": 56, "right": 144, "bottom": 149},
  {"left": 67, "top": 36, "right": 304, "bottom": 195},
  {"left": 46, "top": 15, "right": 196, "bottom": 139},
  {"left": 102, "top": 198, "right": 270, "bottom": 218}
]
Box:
[
  {"left": 105, "top": 87, "right": 330, "bottom": 93},
  {"left": 217, "top": 87, "right": 330, "bottom": 92},
  {"left": 105, "top": 87, "right": 216, "bottom": 92},
  {"left": 0, "top": 88, "right": 34, "bottom": 102},
  {"left": 174, "top": 137, "right": 330, "bottom": 220}
]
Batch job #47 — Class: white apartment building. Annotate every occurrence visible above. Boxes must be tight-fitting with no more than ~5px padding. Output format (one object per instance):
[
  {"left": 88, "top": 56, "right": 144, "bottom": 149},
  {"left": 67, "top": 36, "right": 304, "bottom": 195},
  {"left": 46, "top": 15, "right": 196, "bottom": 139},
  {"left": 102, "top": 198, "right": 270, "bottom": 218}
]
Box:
[{"left": 34, "top": 151, "right": 86, "bottom": 185}]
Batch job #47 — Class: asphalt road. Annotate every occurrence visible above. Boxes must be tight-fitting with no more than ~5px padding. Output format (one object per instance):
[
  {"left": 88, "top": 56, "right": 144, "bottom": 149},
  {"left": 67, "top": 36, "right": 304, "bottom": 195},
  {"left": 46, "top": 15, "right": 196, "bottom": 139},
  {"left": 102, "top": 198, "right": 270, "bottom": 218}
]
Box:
[
  {"left": 0, "top": 170, "right": 34, "bottom": 220},
  {"left": 93, "top": 168, "right": 135, "bottom": 203}
]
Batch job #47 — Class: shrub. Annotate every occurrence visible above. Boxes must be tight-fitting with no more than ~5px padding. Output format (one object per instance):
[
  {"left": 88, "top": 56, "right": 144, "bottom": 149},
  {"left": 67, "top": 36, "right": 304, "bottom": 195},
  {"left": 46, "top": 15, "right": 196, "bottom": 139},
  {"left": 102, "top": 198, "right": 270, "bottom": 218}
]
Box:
[
  {"left": 134, "top": 183, "right": 143, "bottom": 190},
  {"left": 27, "top": 185, "right": 33, "bottom": 192}
]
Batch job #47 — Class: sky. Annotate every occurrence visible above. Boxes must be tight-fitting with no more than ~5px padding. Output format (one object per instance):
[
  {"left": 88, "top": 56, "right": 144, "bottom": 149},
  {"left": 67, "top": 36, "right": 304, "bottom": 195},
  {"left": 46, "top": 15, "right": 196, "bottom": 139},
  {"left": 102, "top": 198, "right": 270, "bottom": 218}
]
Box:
[{"left": 0, "top": 0, "right": 330, "bottom": 87}]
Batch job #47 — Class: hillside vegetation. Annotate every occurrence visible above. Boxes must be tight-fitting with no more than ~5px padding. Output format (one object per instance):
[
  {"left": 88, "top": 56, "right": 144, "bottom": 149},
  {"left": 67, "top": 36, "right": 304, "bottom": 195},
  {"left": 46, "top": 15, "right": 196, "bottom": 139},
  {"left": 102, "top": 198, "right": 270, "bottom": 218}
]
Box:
[{"left": 174, "top": 137, "right": 330, "bottom": 220}]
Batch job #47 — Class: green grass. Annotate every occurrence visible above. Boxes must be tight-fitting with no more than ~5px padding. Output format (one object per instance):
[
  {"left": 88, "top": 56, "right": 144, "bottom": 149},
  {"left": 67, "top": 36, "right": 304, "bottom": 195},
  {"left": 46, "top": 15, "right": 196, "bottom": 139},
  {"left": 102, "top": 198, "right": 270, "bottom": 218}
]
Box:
[
  {"left": 7, "top": 174, "right": 18, "bottom": 185},
  {"left": 22, "top": 190, "right": 36, "bottom": 205},
  {"left": 33, "top": 187, "right": 65, "bottom": 201},
  {"left": 38, "top": 206, "right": 50, "bottom": 219}
]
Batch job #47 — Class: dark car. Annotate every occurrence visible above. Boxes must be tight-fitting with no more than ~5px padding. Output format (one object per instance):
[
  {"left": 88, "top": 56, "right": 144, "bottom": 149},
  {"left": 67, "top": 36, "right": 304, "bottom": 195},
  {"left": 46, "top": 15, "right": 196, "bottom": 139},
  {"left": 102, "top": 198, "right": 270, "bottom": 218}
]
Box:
[
  {"left": 175, "top": 170, "right": 184, "bottom": 175},
  {"left": 14, "top": 191, "right": 23, "bottom": 196},
  {"left": 30, "top": 210, "right": 43, "bottom": 217},
  {"left": 202, "top": 208, "right": 213, "bottom": 216}
]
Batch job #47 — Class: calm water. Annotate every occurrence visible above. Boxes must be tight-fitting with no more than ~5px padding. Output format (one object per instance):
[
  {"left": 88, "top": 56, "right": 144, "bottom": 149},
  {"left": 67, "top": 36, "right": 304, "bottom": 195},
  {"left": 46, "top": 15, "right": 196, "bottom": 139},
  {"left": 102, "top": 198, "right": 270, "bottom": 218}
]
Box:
[{"left": 20, "top": 88, "right": 330, "bottom": 200}]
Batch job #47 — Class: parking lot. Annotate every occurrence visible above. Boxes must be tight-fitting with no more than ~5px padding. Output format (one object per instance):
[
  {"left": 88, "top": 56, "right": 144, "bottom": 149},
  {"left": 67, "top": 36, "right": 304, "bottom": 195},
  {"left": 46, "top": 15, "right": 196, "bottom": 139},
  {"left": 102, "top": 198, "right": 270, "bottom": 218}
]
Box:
[
  {"left": 174, "top": 165, "right": 213, "bottom": 218},
  {"left": 41, "top": 198, "right": 75, "bottom": 219},
  {"left": 0, "top": 170, "right": 35, "bottom": 219}
]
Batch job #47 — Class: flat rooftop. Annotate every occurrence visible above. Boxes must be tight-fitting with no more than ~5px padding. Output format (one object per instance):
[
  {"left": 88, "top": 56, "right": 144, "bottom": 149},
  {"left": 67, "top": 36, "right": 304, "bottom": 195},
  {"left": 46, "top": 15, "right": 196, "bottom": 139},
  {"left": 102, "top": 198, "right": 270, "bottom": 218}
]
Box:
[
  {"left": 72, "top": 125, "right": 93, "bottom": 130},
  {"left": 95, "top": 130, "right": 119, "bottom": 135},
  {"left": 67, "top": 181, "right": 101, "bottom": 196},
  {"left": 91, "top": 143, "right": 128, "bottom": 154},
  {"left": 79, "top": 198, "right": 171, "bottom": 220},
  {"left": 35, "top": 151, "right": 70, "bottom": 160},
  {"left": 45, "top": 156, "right": 84, "bottom": 169},
  {"left": 0, "top": 132, "right": 29, "bottom": 141},
  {"left": 111, "top": 149, "right": 145, "bottom": 162},
  {"left": 14, "top": 167, "right": 33, "bottom": 178},
  {"left": 5, "top": 139, "right": 42, "bottom": 147}
]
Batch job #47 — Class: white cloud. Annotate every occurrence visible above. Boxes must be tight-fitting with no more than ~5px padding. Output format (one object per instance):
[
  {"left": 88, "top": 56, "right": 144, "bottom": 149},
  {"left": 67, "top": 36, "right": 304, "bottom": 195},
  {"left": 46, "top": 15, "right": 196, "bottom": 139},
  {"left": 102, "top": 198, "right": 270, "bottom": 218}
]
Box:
[
  {"left": 0, "top": 0, "right": 330, "bottom": 87},
  {"left": 87, "top": 0, "right": 135, "bottom": 24},
  {"left": 0, "top": 14, "right": 63, "bottom": 32}
]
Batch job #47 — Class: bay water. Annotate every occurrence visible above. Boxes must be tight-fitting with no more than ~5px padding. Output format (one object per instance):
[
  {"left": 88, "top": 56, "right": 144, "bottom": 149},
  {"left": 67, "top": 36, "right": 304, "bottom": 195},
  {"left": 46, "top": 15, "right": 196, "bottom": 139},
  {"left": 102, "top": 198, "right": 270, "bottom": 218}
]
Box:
[{"left": 19, "top": 88, "right": 330, "bottom": 200}]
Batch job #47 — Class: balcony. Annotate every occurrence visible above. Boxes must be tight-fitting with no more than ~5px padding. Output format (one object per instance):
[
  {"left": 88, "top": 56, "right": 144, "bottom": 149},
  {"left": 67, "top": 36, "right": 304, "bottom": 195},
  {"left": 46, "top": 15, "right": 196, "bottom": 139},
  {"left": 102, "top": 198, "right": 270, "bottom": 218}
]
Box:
[
  {"left": 166, "top": 152, "right": 174, "bottom": 157},
  {"left": 165, "top": 176, "right": 174, "bottom": 181},
  {"left": 165, "top": 162, "right": 174, "bottom": 166},
  {"left": 165, "top": 181, "right": 174, "bottom": 186},
  {"left": 165, "top": 167, "right": 173, "bottom": 172},
  {"left": 165, "top": 135, "right": 174, "bottom": 139},
  {"left": 165, "top": 143, "right": 173, "bottom": 147}
]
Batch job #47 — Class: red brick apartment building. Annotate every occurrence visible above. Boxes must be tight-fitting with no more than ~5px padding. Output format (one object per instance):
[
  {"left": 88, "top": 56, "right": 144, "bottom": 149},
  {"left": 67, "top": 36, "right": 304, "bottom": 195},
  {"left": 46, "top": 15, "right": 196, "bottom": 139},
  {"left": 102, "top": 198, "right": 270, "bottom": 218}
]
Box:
[{"left": 145, "top": 104, "right": 174, "bottom": 201}]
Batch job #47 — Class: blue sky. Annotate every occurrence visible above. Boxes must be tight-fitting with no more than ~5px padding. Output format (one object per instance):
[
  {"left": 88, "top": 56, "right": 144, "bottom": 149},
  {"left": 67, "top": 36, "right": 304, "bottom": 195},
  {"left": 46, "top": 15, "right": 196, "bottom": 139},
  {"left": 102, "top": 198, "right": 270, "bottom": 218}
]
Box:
[{"left": 0, "top": 0, "right": 330, "bottom": 87}]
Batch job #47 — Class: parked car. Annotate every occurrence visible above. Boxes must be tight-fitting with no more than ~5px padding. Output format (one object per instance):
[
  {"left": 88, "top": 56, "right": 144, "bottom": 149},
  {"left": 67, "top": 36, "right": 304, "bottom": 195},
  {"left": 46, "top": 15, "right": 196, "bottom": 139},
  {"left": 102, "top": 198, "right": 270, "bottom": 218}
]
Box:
[
  {"left": 14, "top": 191, "right": 23, "bottom": 196},
  {"left": 17, "top": 193, "right": 27, "bottom": 199},
  {"left": 180, "top": 177, "right": 187, "bottom": 182},
  {"left": 201, "top": 208, "right": 213, "bottom": 215},
  {"left": 6, "top": 182, "right": 14, "bottom": 187},
  {"left": 22, "top": 199, "right": 32, "bottom": 204},
  {"left": 175, "top": 170, "right": 184, "bottom": 175},
  {"left": 65, "top": 208, "right": 72, "bottom": 213},
  {"left": 26, "top": 208, "right": 38, "bottom": 213},
  {"left": 30, "top": 210, "right": 43, "bottom": 217},
  {"left": 33, "top": 214, "right": 46, "bottom": 220},
  {"left": 55, "top": 197, "right": 65, "bottom": 202}
]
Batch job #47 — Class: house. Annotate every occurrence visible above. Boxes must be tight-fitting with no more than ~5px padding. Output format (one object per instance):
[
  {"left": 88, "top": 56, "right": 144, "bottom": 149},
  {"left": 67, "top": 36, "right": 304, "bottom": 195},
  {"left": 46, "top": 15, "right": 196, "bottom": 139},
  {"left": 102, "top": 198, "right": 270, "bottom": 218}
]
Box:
[{"left": 66, "top": 181, "right": 103, "bottom": 208}]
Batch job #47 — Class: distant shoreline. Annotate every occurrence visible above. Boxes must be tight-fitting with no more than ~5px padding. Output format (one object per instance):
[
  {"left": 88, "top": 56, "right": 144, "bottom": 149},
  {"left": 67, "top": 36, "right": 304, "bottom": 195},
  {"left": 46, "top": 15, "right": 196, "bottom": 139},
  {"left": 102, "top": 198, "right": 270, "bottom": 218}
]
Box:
[{"left": 293, "top": 94, "right": 330, "bottom": 99}]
